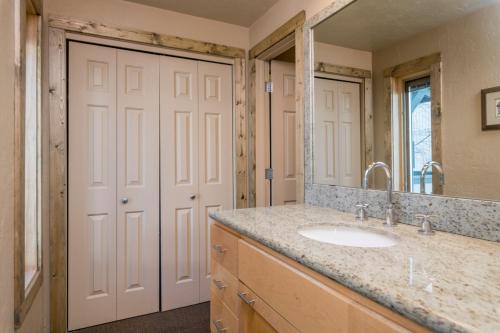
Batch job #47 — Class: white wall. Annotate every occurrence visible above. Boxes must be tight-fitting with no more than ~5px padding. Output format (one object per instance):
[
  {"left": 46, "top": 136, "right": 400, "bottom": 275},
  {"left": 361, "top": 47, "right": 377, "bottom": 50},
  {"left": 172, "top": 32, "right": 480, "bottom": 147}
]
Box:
[
  {"left": 0, "top": 1, "right": 15, "bottom": 330},
  {"left": 249, "top": 0, "right": 337, "bottom": 47},
  {"left": 314, "top": 42, "right": 372, "bottom": 70},
  {"left": 45, "top": 0, "right": 250, "bottom": 50}
]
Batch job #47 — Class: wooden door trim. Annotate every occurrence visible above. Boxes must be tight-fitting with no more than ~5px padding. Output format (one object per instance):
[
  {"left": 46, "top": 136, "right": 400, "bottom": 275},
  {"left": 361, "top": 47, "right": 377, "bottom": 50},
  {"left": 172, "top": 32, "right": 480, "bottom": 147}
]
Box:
[
  {"left": 248, "top": 11, "right": 305, "bottom": 59},
  {"left": 248, "top": 11, "right": 306, "bottom": 207},
  {"left": 48, "top": 16, "right": 245, "bottom": 59},
  {"left": 49, "top": 18, "right": 247, "bottom": 332}
]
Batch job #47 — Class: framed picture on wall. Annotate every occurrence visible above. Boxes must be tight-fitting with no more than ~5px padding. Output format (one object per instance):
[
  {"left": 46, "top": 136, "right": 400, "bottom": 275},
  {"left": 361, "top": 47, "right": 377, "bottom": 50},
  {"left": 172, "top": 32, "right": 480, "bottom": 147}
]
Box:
[{"left": 481, "top": 86, "right": 500, "bottom": 130}]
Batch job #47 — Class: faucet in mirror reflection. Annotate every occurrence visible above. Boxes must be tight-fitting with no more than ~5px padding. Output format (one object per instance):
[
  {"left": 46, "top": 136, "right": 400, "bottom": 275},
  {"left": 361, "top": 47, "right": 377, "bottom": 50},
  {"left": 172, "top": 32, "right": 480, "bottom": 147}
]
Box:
[{"left": 363, "top": 162, "right": 395, "bottom": 227}]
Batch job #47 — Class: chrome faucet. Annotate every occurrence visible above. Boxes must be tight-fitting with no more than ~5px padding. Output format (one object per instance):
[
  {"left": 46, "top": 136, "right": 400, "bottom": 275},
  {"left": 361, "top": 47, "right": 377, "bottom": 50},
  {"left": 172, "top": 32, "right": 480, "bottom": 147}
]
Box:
[
  {"left": 363, "top": 161, "right": 395, "bottom": 227},
  {"left": 420, "top": 161, "right": 444, "bottom": 194}
]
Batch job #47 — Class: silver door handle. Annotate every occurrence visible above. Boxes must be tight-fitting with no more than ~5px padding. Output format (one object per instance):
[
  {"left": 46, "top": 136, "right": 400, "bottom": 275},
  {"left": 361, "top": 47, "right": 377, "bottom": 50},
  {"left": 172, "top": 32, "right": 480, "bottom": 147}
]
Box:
[
  {"left": 213, "top": 279, "right": 227, "bottom": 290},
  {"left": 121, "top": 197, "right": 129, "bottom": 204},
  {"left": 212, "top": 320, "right": 227, "bottom": 332},
  {"left": 237, "top": 292, "right": 255, "bottom": 306},
  {"left": 212, "top": 244, "right": 226, "bottom": 254},
  {"left": 190, "top": 194, "right": 197, "bottom": 200}
]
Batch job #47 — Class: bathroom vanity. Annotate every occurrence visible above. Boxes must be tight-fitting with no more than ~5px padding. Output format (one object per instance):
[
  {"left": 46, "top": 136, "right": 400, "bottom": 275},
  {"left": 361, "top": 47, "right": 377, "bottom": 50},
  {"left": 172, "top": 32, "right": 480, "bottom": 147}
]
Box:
[{"left": 209, "top": 205, "right": 499, "bottom": 333}]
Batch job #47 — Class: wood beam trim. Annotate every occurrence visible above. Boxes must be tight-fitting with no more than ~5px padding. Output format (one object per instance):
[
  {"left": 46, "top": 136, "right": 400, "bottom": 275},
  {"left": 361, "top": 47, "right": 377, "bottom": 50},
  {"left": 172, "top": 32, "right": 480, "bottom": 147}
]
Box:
[
  {"left": 247, "top": 58, "right": 257, "bottom": 208},
  {"left": 235, "top": 58, "right": 248, "bottom": 208},
  {"left": 48, "top": 16, "right": 246, "bottom": 59},
  {"left": 249, "top": 11, "right": 305, "bottom": 59},
  {"left": 48, "top": 27, "right": 68, "bottom": 333},
  {"left": 295, "top": 25, "right": 305, "bottom": 203},
  {"left": 315, "top": 62, "right": 371, "bottom": 79},
  {"left": 383, "top": 53, "right": 441, "bottom": 78}
]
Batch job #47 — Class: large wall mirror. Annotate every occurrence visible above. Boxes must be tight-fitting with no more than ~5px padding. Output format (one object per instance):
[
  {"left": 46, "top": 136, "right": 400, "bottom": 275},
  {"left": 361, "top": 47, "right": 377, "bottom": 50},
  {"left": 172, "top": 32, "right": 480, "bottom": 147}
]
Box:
[{"left": 311, "top": 0, "right": 500, "bottom": 201}]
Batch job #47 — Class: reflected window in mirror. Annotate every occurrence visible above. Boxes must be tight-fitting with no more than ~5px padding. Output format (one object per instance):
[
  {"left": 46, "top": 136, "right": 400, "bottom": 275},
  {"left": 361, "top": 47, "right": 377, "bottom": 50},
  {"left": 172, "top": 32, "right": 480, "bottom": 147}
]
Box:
[{"left": 404, "top": 76, "right": 432, "bottom": 193}]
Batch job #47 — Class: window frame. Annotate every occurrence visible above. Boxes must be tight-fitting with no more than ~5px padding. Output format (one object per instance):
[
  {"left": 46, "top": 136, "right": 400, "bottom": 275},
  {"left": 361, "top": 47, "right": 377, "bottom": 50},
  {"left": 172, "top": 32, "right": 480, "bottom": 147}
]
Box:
[{"left": 14, "top": 0, "right": 43, "bottom": 327}]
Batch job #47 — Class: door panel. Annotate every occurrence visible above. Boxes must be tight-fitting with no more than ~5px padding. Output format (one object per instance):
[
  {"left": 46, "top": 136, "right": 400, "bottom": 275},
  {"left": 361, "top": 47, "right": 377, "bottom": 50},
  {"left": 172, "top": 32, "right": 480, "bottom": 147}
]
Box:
[
  {"left": 68, "top": 42, "right": 117, "bottom": 330},
  {"left": 314, "top": 77, "right": 361, "bottom": 186},
  {"left": 198, "top": 62, "right": 233, "bottom": 302},
  {"left": 116, "top": 49, "right": 160, "bottom": 319},
  {"left": 161, "top": 57, "right": 200, "bottom": 310},
  {"left": 271, "top": 61, "right": 296, "bottom": 205},
  {"left": 338, "top": 81, "right": 361, "bottom": 187},
  {"left": 314, "top": 78, "right": 339, "bottom": 185}
]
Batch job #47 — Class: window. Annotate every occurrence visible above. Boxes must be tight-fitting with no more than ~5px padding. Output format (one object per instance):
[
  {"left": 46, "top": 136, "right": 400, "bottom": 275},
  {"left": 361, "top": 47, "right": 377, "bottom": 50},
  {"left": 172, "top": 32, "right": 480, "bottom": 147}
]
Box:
[
  {"left": 404, "top": 76, "right": 432, "bottom": 193},
  {"left": 384, "top": 53, "right": 442, "bottom": 194},
  {"left": 14, "top": 0, "right": 42, "bottom": 326}
]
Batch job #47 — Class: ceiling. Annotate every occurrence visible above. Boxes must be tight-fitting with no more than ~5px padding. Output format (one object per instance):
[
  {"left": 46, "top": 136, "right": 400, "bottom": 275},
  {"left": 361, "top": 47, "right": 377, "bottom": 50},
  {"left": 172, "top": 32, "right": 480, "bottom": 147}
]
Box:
[
  {"left": 314, "top": 0, "right": 499, "bottom": 51},
  {"left": 124, "top": 0, "right": 278, "bottom": 27}
]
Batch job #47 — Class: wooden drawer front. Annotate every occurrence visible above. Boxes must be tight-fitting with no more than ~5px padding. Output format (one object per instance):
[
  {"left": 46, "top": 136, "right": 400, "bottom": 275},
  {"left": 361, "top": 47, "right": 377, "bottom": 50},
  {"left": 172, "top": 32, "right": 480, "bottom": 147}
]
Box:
[
  {"left": 211, "top": 294, "right": 238, "bottom": 333},
  {"left": 211, "top": 260, "right": 239, "bottom": 316},
  {"left": 348, "top": 301, "right": 412, "bottom": 333},
  {"left": 238, "top": 240, "right": 409, "bottom": 333},
  {"left": 238, "top": 282, "right": 299, "bottom": 333},
  {"left": 211, "top": 224, "right": 238, "bottom": 276}
]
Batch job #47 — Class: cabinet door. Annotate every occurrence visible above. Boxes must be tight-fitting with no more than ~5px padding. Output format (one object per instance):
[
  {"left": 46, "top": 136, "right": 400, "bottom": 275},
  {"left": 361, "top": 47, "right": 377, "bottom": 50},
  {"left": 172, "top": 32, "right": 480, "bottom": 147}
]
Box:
[
  {"left": 116, "top": 49, "right": 160, "bottom": 319},
  {"left": 68, "top": 42, "right": 117, "bottom": 330},
  {"left": 161, "top": 57, "right": 200, "bottom": 310},
  {"left": 198, "top": 61, "right": 234, "bottom": 302}
]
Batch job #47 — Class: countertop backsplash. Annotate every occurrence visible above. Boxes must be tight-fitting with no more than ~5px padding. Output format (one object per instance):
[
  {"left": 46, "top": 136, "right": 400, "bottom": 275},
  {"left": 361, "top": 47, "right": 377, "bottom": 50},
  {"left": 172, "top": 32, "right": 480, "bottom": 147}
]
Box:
[{"left": 305, "top": 183, "right": 500, "bottom": 242}]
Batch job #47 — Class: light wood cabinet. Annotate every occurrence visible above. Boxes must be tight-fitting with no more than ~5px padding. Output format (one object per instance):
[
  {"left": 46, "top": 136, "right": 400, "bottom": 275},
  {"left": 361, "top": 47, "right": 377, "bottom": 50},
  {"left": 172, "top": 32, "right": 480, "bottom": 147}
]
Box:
[{"left": 210, "top": 223, "right": 430, "bottom": 333}]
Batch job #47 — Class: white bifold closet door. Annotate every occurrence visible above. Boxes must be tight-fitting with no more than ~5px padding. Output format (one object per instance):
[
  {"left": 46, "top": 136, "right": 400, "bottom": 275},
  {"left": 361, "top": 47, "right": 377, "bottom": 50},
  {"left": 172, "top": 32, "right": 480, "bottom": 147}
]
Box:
[
  {"left": 68, "top": 42, "right": 160, "bottom": 330},
  {"left": 314, "top": 77, "right": 361, "bottom": 186},
  {"left": 160, "top": 58, "right": 233, "bottom": 310},
  {"left": 271, "top": 60, "right": 297, "bottom": 205}
]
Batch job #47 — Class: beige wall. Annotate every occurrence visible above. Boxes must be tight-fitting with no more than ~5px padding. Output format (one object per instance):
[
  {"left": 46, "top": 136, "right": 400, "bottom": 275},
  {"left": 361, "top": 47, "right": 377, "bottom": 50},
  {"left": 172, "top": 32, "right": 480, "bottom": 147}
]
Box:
[
  {"left": 0, "top": 0, "right": 16, "bottom": 330},
  {"left": 45, "top": 0, "right": 249, "bottom": 50},
  {"left": 314, "top": 42, "right": 372, "bottom": 70},
  {"left": 372, "top": 4, "right": 500, "bottom": 200}
]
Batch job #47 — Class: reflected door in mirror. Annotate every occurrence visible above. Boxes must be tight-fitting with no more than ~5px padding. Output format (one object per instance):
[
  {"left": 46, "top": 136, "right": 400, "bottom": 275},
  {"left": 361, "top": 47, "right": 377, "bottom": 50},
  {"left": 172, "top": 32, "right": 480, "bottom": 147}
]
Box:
[{"left": 314, "top": 77, "right": 361, "bottom": 187}]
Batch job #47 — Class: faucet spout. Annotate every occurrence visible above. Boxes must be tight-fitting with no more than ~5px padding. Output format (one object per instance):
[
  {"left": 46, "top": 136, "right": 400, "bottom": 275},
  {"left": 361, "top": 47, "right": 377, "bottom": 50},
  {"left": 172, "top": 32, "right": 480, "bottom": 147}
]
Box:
[
  {"left": 363, "top": 161, "right": 395, "bottom": 226},
  {"left": 420, "top": 161, "right": 445, "bottom": 194}
]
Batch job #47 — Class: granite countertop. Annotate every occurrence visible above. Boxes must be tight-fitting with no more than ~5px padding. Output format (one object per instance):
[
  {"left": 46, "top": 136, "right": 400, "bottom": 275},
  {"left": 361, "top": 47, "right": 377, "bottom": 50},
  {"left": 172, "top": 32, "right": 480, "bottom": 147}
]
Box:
[{"left": 210, "top": 204, "right": 500, "bottom": 333}]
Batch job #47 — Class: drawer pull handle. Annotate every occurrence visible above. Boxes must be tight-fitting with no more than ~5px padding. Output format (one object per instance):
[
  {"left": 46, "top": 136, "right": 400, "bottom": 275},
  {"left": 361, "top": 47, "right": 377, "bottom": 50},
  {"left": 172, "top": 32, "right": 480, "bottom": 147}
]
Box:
[
  {"left": 213, "top": 279, "right": 227, "bottom": 290},
  {"left": 213, "top": 319, "right": 227, "bottom": 332},
  {"left": 213, "top": 244, "right": 227, "bottom": 254},
  {"left": 238, "top": 292, "right": 256, "bottom": 306}
]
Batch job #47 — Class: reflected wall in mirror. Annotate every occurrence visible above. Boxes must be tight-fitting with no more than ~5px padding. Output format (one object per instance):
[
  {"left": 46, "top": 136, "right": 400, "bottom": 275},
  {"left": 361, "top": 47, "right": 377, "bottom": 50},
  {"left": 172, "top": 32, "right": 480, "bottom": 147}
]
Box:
[{"left": 311, "top": 0, "right": 500, "bottom": 201}]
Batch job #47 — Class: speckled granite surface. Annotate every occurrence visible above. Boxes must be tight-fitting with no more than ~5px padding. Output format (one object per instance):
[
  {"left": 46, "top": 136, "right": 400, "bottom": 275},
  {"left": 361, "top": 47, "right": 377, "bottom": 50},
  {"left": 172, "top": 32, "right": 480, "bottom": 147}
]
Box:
[
  {"left": 305, "top": 183, "right": 500, "bottom": 242},
  {"left": 210, "top": 204, "right": 500, "bottom": 333}
]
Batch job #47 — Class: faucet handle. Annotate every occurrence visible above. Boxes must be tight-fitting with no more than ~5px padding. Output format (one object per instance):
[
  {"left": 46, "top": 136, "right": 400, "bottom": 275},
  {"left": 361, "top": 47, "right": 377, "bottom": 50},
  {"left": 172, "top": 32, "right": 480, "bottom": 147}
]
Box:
[
  {"left": 355, "top": 202, "right": 369, "bottom": 222},
  {"left": 416, "top": 214, "right": 435, "bottom": 235}
]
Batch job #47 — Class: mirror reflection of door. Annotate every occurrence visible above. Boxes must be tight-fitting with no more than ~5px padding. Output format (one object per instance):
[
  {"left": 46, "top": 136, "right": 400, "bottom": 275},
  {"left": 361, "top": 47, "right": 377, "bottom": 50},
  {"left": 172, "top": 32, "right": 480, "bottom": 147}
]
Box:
[{"left": 314, "top": 77, "right": 361, "bottom": 187}]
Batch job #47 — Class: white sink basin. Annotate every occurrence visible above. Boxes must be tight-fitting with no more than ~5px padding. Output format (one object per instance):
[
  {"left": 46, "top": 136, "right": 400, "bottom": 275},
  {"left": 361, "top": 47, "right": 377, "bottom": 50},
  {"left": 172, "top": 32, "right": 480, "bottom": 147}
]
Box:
[{"left": 298, "top": 224, "right": 398, "bottom": 248}]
